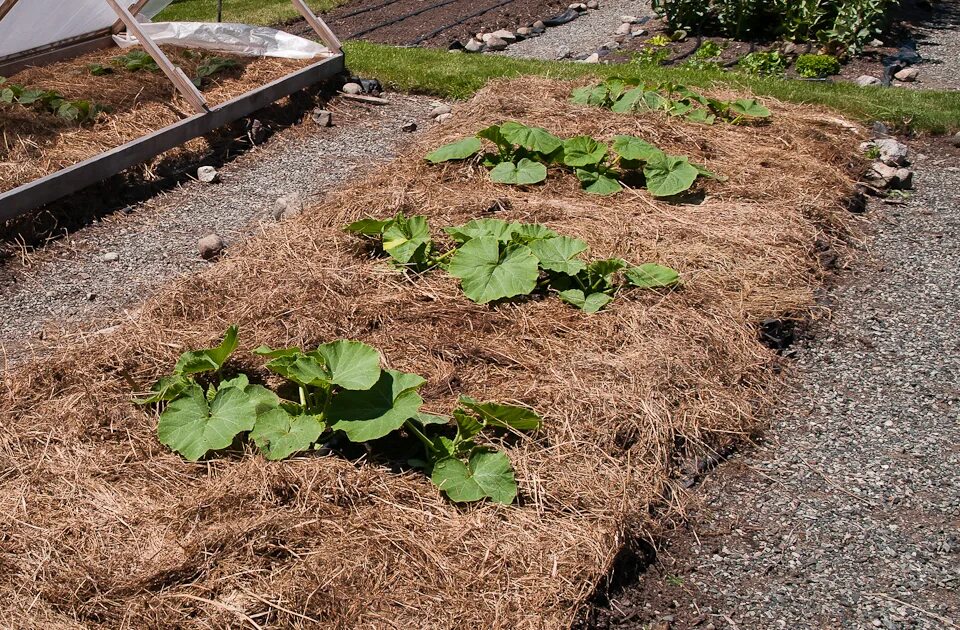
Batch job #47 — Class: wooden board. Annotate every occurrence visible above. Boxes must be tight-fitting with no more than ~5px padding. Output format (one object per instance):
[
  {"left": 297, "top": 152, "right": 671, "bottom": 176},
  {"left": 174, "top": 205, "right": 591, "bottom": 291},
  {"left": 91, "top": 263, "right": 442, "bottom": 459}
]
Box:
[{"left": 0, "top": 53, "right": 345, "bottom": 221}]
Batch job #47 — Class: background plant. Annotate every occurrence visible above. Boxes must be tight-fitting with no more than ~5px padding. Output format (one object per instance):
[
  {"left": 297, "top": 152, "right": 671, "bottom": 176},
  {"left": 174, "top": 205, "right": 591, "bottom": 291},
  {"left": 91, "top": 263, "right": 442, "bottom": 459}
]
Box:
[
  {"left": 795, "top": 53, "right": 841, "bottom": 78},
  {"left": 137, "top": 327, "right": 542, "bottom": 504},
  {"left": 737, "top": 51, "right": 788, "bottom": 77},
  {"left": 0, "top": 77, "right": 103, "bottom": 122}
]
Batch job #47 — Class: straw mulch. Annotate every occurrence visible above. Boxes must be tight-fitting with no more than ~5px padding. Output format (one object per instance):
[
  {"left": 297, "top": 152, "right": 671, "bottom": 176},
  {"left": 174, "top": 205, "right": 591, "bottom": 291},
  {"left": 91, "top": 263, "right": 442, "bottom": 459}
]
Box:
[
  {"left": 0, "top": 78, "right": 859, "bottom": 629},
  {"left": 0, "top": 46, "right": 315, "bottom": 193}
]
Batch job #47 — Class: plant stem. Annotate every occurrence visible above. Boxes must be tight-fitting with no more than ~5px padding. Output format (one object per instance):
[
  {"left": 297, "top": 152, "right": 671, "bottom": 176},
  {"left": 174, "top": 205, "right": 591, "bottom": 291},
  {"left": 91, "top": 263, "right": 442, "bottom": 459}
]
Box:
[{"left": 404, "top": 419, "right": 435, "bottom": 452}]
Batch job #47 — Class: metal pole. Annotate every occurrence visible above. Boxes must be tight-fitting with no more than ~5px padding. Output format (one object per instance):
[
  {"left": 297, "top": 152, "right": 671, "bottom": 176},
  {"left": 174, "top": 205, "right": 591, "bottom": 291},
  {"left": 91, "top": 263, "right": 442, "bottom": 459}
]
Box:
[{"left": 216, "top": 0, "right": 223, "bottom": 22}]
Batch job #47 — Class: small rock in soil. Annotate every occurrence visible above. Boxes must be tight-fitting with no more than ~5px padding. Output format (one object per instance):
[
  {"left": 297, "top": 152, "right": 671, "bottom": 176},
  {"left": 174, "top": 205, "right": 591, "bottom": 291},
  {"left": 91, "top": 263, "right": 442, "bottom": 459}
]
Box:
[
  {"left": 102, "top": 252, "right": 120, "bottom": 262},
  {"left": 631, "top": 27, "right": 647, "bottom": 36},
  {"left": 586, "top": 0, "right": 599, "bottom": 8},
  {"left": 401, "top": 121, "right": 418, "bottom": 132},
  {"left": 782, "top": 42, "right": 799, "bottom": 55},
  {"left": 556, "top": 45, "right": 572, "bottom": 59},
  {"left": 621, "top": 14, "right": 640, "bottom": 23},
  {"left": 465, "top": 39, "right": 484, "bottom": 52},
  {"left": 894, "top": 67, "right": 919, "bottom": 82},
  {"left": 312, "top": 108, "right": 332, "bottom": 127},
  {"left": 517, "top": 26, "right": 533, "bottom": 36},
  {"left": 274, "top": 193, "right": 304, "bottom": 221},
  {"left": 490, "top": 29, "right": 516, "bottom": 41},
  {"left": 952, "top": 132, "right": 960, "bottom": 148},
  {"left": 247, "top": 119, "right": 268, "bottom": 145},
  {"left": 602, "top": 40, "right": 620, "bottom": 50},
  {"left": 431, "top": 104, "right": 451, "bottom": 117},
  {"left": 435, "top": 113, "right": 453, "bottom": 123},
  {"left": 533, "top": 19, "right": 546, "bottom": 30},
  {"left": 342, "top": 82, "right": 362, "bottom": 95},
  {"left": 616, "top": 22, "right": 632, "bottom": 35},
  {"left": 893, "top": 168, "right": 914, "bottom": 190},
  {"left": 485, "top": 37, "right": 509, "bottom": 51},
  {"left": 856, "top": 75, "right": 882, "bottom": 87},
  {"left": 874, "top": 138, "right": 910, "bottom": 166},
  {"left": 583, "top": 52, "right": 600, "bottom": 63},
  {"left": 197, "top": 166, "right": 219, "bottom": 183},
  {"left": 198, "top": 234, "right": 225, "bottom": 260},
  {"left": 866, "top": 161, "right": 899, "bottom": 188},
  {"left": 569, "top": 2, "right": 587, "bottom": 10}
]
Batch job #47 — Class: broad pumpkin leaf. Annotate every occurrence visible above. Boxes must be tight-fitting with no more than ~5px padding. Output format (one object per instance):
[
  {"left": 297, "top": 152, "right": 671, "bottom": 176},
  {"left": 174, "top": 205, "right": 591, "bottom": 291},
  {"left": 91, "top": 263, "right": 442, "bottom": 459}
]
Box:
[
  {"left": 250, "top": 407, "right": 325, "bottom": 460},
  {"left": 528, "top": 236, "right": 588, "bottom": 275},
  {"left": 328, "top": 369, "right": 425, "bottom": 442},
  {"left": 499, "top": 121, "right": 563, "bottom": 154},
  {"left": 588, "top": 257, "right": 629, "bottom": 280},
  {"left": 562, "top": 136, "right": 607, "bottom": 167},
  {"left": 685, "top": 109, "right": 716, "bottom": 125},
  {"left": 512, "top": 223, "right": 559, "bottom": 243},
  {"left": 135, "top": 374, "right": 193, "bottom": 405},
  {"left": 558, "top": 289, "right": 614, "bottom": 313},
  {"left": 425, "top": 137, "right": 482, "bottom": 163},
  {"left": 431, "top": 449, "right": 518, "bottom": 504},
  {"left": 666, "top": 100, "right": 695, "bottom": 117},
  {"left": 174, "top": 325, "right": 239, "bottom": 376},
  {"left": 611, "top": 135, "right": 664, "bottom": 162},
  {"left": 447, "top": 237, "right": 539, "bottom": 304},
  {"left": 315, "top": 340, "right": 382, "bottom": 390},
  {"left": 476, "top": 124, "right": 512, "bottom": 153},
  {"left": 157, "top": 382, "right": 279, "bottom": 461},
  {"left": 576, "top": 168, "right": 623, "bottom": 195},
  {"left": 344, "top": 217, "right": 390, "bottom": 236},
  {"left": 445, "top": 218, "right": 519, "bottom": 244},
  {"left": 643, "top": 154, "right": 700, "bottom": 197},
  {"left": 457, "top": 395, "right": 543, "bottom": 431},
  {"left": 571, "top": 84, "right": 610, "bottom": 106},
  {"left": 489, "top": 159, "right": 547, "bottom": 185},
  {"left": 381, "top": 214, "right": 431, "bottom": 264},
  {"left": 729, "top": 98, "right": 770, "bottom": 118},
  {"left": 611, "top": 87, "right": 644, "bottom": 113},
  {"left": 625, "top": 263, "right": 681, "bottom": 288},
  {"left": 637, "top": 90, "right": 669, "bottom": 112},
  {"left": 453, "top": 408, "right": 484, "bottom": 442}
]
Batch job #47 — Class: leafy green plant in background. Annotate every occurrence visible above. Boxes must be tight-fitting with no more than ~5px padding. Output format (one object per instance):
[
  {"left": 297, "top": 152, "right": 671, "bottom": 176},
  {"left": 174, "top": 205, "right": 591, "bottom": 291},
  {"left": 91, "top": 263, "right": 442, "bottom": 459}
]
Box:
[
  {"left": 346, "top": 215, "right": 682, "bottom": 312},
  {"left": 795, "top": 53, "right": 841, "bottom": 78},
  {"left": 137, "top": 327, "right": 542, "bottom": 504},
  {"left": 571, "top": 78, "right": 771, "bottom": 126},
  {"left": 737, "top": 51, "right": 788, "bottom": 77},
  {"left": 0, "top": 77, "right": 104, "bottom": 122},
  {"left": 113, "top": 50, "right": 161, "bottom": 72},
  {"left": 192, "top": 56, "right": 241, "bottom": 87}
]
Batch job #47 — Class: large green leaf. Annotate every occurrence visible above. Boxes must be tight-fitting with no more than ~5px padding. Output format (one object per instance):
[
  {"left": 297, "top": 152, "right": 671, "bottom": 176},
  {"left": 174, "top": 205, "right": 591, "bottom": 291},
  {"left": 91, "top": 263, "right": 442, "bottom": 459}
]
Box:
[
  {"left": 489, "top": 159, "right": 547, "bottom": 185},
  {"left": 643, "top": 154, "right": 700, "bottom": 197},
  {"left": 729, "top": 98, "right": 771, "bottom": 118},
  {"left": 476, "top": 124, "right": 511, "bottom": 153},
  {"left": 447, "top": 237, "right": 539, "bottom": 304},
  {"left": 499, "top": 121, "right": 563, "bottom": 154},
  {"left": 136, "top": 374, "right": 193, "bottom": 405},
  {"left": 558, "top": 289, "right": 614, "bottom": 313},
  {"left": 381, "top": 214, "right": 431, "bottom": 265},
  {"left": 174, "top": 326, "right": 239, "bottom": 376},
  {"left": 425, "top": 137, "right": 482, "bottom": 163},
  {"left": 511, "top": 223, "right": 558, "bottom": 243},
  {"left": 157, "top": 382, "right": 278, "bottom": 461},
  {"left": 576, "top": 168, "right": 623, "bottom": 195},
  {"left": 328, "top": 369, "right": 425, "bottom": 442},
  {"left": 445, "top": 218, "right": 519, "bottom": 244},
  {"left": 611, "top": 87, "right": 644, "bottom": 113},
  {"left": 431, "top": 449, "right": 518, "bottom": 504},
  {"left": 611, "top": 136, "right": 664, "bottom": 163},
  {"left": 570, "top": 84, "right": 610, "bottom": 106},
  {"left": 625, "top": 263, "right": 681, "bottom": 288},
  {"left": 344, "top": 217, "right": 390, "bottom": 236},
  {"left": 528, "top": 236, "right": 588, "bottom": 275},
  {"left": 315, "top": 340, "right": 382, "bottom": 390},
  {"left": 562, "top": 136, "right": 607, "bottom": 167},
  {"left": 684, "top": 109, "right": 716, "bottom": 125},
  {"left": 457, "top": 396, "right": 543, "bottom": 431},
  {"left": 250, "top": 407, "right": 325, "bottom": 460}
]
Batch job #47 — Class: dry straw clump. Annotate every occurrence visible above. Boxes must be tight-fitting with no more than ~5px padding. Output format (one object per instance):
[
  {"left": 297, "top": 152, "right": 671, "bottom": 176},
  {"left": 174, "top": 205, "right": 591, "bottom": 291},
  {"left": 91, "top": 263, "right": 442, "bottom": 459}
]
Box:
[
  {"left": 0, "top": 78, "right": 858, "bottom": 628},
  {"left": 0, "top": 46, "right": 313, "bottom": 193}
]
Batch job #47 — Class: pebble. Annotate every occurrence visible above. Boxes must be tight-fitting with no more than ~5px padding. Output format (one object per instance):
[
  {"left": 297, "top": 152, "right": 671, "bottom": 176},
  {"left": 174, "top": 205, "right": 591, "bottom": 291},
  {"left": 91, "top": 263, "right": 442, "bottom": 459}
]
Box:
[
  {"left": 586, "top": 0, "right": 600, "bottom": 8},
  {"left": 465, "top": 39, "right": 484, "bottom": 52},
  {"left": 489, "top": 29, "right": 516, "bottom": 41},
  {"left": 952, "top": 132, "right": 960, "bottom": 148},
  {"left": 615, "top": 22, "right": 631, "bottom": 35},
  {"left": 198, "top": 234, "right": 225, "bottom": 260},
  {"left": 517, "top": 27, "right": 533, "bottom": 36},
  {"left": 620, "top": 14, "right": 639, "bottom": 23},
  {"left": 602, "top": 40, "right": 620, "bottom": 50},
  {"left": 894, "top": 67, "right": 919, "bottom": 82},
  {"left": 430, "top": 104, "right": 451, "bottom": 117},
  {"left": 583, "top": 52, "right": 600, "bottom": 63},
  {"left": 631, "top": 27, "right": 647, "bottom": 37},
  {"left": 533, "top": 20, "right": 546, "bottom": 30},
  {"left": 400, "top": 121, "right": 418, "bottom": 132},
  {"left": 435, "top": 113, "right": 453, "bottom": 123},
  {"left": 273, "top": 193, "right": 304, "bottom": 221},
  {"left": 312, "top": 108, "right": 332, "bottom": 127},
  {"left": 855, "top": 75, "right": 882, "bottom": 87},
  {"left": 197, "top": 166, "right": 218, "bottom": 184},
  {"left": 569, "top": 2, "right": 587, "bottom": 10},
  {"left": 556, "top": 45, "right": 571, "bottom": 59},
  {"left": 485, "top": 37, "right": 509, "bottom": 51},
  {"left": 341, "top": 82, "right": 362, "bottom": 95},
  {"left": 102, "top": 252, "right": 120, "bottom": 262},
  {"left": 874, "top": 138, "right": 910, "bottom": 166}
]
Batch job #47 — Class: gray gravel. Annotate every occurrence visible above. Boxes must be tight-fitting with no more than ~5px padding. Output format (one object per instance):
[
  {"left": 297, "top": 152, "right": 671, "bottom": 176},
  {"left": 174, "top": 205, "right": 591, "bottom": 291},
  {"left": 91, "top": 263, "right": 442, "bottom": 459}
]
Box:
[
  {"left": 502, "top": 0, "right": 651, "bottom": 60},
  {"left": 597, "top": 150, "right": 960, "bottom": 628},
  {"left": 0, "top": 93, "right": 437, "bottom": 362},
  {"left": 910, "top": 1, "right": 960, "bottom": 90}
]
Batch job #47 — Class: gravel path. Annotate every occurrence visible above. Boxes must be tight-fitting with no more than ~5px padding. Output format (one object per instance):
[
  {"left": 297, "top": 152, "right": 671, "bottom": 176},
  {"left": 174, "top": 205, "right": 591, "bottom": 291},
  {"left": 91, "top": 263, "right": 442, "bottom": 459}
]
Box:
[
  {"left": 503, "top": 0, "right": 652, "bottom": 60},
  {"left": 0, "top": 94, "right": 436, "bottom": 362},
  {"left": 910, "top": 0, "right": 960, "bottom": 90},
  {"left": 587, "top": 147, "right": 960, "bottom": 628}
]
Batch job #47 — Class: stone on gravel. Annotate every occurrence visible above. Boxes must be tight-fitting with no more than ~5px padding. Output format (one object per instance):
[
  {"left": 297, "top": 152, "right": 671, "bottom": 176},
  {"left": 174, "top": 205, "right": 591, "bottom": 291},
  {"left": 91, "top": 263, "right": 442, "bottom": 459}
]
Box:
[
  {"left": 430, "top": 104, "right": 451, "bottom": 117},
  {"left": 273, "top": 193, "right": 304, "bottom": 221},
  {"left": 616, "top": 22, "right": 631, "bottom": 35},
  {"left": 893, "top": 168, "right": 914, "bottom": 190},
  {"left": 490, "top": 29, "right": 516, "bottom": 41},
  {"left": 102, "top": 252, "right": 120, "bottom": 262},
  {"left": 586, "top": 0, "right": 599, "bottom": 8},
  {"left": 198, "top": 234, "right": 225, "bottom": 260},
  {"left": 952, "top": 132, "right": 960, "bottom": 148},
  {"left": 401, "top": 121, "right": 417, "bottom": 132},
  {"left": 782, "top": 41, "right": 799, "bottom": 55},
  {"left": 485, "top": 37, "right": 509, "bottom": 51},
  {"left": 517, "top": 26, "right": 533, "bottom": 36},
  {"left": 620, "top": 14, "right": 639, "bottom": 23},
  {"left": 894, "top": 67, "right": 919, "bottom": 82},
  {"left": 342, "top": 82, "right": 362, "bottom": 95},
  {"left": 569, "top": 2, "right": 587, "bottom": 10},
  {"left": 874, "top": 138, "right": 910, "bottom": 166},
  {"left": 464, "top": 38, "right": 484, "bottom": 52},
  {"left": 556, "top": 45, "right": 571, "bottom": 59},
  {"left": 583, "top": 52, "right": 600, "bottom": 63},
  {"left": 855, "top": 75, "right": 882, "bottom": 86},
  {"left": 602, "top": 40, "right": 620, "bottom": 50},
  {"left": 533, "top": 20, "right": 545, "bottom": 30},
  {"left": 435, "top": 113, "right": 453, "bottom": 123},
  {"left": 197, "top": 166, "right": 218, "bottom": 183},
  {"left": 866, "top": 161, "right": 898, "bottom": 187},
  {"left": 631, "top": 27, "right": 647, "bottom": 36},
  {"left": 312, "top": 108, "right": 332, "bottom": 127}
]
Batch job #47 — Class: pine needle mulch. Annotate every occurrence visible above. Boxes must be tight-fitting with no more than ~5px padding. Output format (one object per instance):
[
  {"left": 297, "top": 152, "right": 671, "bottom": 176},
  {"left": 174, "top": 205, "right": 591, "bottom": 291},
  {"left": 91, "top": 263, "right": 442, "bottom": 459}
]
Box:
[{"left": 0, "top": 78, "right": 861, "bottom": 629}]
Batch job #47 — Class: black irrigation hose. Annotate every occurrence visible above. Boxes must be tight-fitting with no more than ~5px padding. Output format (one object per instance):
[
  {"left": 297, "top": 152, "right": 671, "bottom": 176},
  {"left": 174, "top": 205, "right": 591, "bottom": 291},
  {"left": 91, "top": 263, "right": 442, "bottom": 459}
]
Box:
[
  {"left": 408, "top": 0, "right": 519, "bottom": 45},
  {"left": 334, "top": 0, "right": 405, "bottom": 22},
  {"left": 345, "top": 0, "right": 468, "bottom": 39},
  {"left": 663, "top": 34, "right": 703, "bottom": 66}
]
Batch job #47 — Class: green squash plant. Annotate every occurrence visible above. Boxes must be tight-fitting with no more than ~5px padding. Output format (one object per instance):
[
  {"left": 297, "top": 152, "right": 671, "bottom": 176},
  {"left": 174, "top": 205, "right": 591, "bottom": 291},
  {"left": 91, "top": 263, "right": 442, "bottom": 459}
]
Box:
[
  {"left": 137, "top": 326, "right": 541, "bottom": 504},
  {"left": 346, "top": 215, "right": 681, "bottom": 311},
  {"left": 426, "top": 121, "right": 719, "bottom": 198},
  {"left": 0, "top": 77, "right": 104, "bottom": 122},
  {"left": 571, "top": 78, "right": 771, "bottom": 125}
]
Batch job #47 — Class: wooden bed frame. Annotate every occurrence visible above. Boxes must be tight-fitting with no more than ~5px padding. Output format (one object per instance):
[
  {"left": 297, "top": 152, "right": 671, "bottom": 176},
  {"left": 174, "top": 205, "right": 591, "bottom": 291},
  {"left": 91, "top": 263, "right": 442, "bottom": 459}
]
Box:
[{"left": 0, "top": 0, "right": 345, "bottom": 221}]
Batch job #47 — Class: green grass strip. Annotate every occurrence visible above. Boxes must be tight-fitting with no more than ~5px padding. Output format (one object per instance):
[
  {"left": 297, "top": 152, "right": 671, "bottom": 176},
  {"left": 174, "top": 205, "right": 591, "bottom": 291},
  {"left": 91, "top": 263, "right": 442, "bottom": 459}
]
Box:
[
  {"left": 345, "top": 42, "right": 960, "bottom": 134},
  {"left": 156, "top": 0, "right": 343, "bottom": 25}
]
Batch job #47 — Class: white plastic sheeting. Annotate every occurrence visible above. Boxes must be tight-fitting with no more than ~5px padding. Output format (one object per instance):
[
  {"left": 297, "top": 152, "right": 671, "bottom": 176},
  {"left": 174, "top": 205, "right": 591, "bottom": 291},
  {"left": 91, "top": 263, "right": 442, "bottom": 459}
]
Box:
[
  {"left": 0, "top": 0, "right": 175, "bottom": 59},
  {"left": 114, "top": 22, "right": 330, "bottom": 59}
]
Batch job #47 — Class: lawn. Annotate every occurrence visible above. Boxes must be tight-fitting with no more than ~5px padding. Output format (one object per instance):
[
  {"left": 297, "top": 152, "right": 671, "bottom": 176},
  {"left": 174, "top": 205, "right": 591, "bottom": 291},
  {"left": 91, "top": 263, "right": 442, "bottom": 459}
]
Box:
[{"left": 156, "top": 0, "right": 343, "bottom": 24}]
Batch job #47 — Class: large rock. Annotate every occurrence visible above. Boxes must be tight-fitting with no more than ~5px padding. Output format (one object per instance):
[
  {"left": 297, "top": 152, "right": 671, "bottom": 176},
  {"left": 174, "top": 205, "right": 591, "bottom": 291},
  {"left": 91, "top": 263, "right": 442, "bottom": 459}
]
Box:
[
  {"left": 616, "top": 22, "right": 632, "bottom": 35},
  {"left": 894, "top": 67, "right": 919, "bottom": 82},
  {"left": 464, "top": 39, "right": 484, "bottom": 52},
  {"left": 586, "top": 0, "right": 600, "bottom": 8},
  {"left": 517, "top": 26, "right": 533, "bottom": 36},
  {"left": 485, "top": 37, "right": 509, "bottom": 51},
  {"left": 198, "top": 234, "right": 225, "bottom": 260},
  {"left": 312, "top": 108, "right": 332, "bottom": 127},
  {"left": 533, "top": 20, "right": 546, "bottom": 30},
  {"left": 855, "top": 75, "right": 882, "bottom": 87},
  {"left": 893, "top": 168, "right": 914, "bottom": 190},
  {"left": 556, "top": 45, "right": 571, "bottom": 59},
  {"left": 583, "top": 52, "right": 600, "bottom": 64},
  {"left": 431, "top": 104, "right": 452, "bottom": 117},
  {"left": 197, "top": 166, "right": 218, "bottom": 183},
  {"left": 489, "top": 29, "right": 516, "bottom": 41},
  {"left": 620, "top": 15, "right": 640, "bottom": 23},
  {"left": 874, "top": 138, "right": 910, "bottom": 166},
  {"left": 342, "top": 82, "right": 362, "bottom": 95}
]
